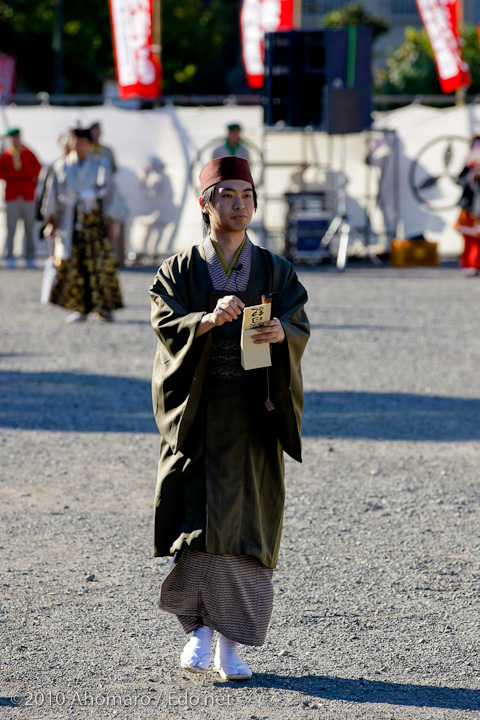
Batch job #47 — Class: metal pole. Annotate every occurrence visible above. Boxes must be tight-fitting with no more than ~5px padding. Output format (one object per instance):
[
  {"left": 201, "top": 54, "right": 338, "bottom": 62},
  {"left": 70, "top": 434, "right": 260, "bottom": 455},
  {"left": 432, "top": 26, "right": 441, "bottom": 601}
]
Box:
[
  {"left": 293, "top": 0, "right": 302, "bottom": 29},
  {"left": 152, "top": 1, "right": 161, "bottom": 62},
  {"left": 53, "top": 0, "right": 64, "bottom": 95}
]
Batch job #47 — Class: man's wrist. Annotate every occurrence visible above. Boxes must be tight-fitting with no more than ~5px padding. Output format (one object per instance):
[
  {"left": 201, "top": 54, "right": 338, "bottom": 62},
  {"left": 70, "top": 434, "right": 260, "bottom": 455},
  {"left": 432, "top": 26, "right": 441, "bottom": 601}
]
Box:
[{"left": 195, "top": 312, "right": 215, "bottom": 338}]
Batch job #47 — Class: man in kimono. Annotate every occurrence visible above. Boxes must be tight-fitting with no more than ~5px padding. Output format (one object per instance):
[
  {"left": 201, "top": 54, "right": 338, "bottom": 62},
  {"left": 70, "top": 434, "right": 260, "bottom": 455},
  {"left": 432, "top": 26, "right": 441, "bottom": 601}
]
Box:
[
  {"left": 149, "top": 156, "right": 309, "bottom": 680},
  {"left": 42, "top": 127, "right": 125, "bottom": 322}
]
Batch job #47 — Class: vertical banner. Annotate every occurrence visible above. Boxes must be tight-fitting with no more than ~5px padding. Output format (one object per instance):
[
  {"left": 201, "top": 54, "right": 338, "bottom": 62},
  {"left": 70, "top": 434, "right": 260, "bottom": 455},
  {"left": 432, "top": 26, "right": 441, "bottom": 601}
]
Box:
[
  {"left": 415, "top": 0, "right": 471, "bottom": 93},
  {"left": 108, "top": 0, "right": 162, "bottom": 100},
  {"left": 240, "top": 0, "right": 293, "bottom": 89},
  {"left": 443, "top": 0, "right": 459, "bottom": 33}
]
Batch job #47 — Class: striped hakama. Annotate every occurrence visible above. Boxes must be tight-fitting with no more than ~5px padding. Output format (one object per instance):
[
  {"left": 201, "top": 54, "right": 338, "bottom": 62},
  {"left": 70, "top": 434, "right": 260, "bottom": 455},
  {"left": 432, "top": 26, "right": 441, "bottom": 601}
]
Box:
[{"left": 159, "top": 550, "right": 273, "bottom": 645}]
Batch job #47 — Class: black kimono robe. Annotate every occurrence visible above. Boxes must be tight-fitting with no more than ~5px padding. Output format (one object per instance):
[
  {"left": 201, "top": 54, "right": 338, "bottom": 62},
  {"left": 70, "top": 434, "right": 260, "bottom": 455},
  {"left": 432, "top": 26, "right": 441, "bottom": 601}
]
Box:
[{"left": 150, "top": 240, "right": 309, "bottom": 570}]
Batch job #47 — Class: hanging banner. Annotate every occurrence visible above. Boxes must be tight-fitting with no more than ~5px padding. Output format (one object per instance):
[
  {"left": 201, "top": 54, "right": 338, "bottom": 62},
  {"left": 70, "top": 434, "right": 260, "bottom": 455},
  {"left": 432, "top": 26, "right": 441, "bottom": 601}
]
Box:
[
  {"left": 442, "top": 0, "right": 471, "bottom": 87},
  {"left": 108, "top": 0, "right": 162, "bottom": 99},
  {"left": 415, "top": 0, "right": 471, "bottom": 93},
  {"left": 443, "top": 0, "right": 459, "bottom": 33},
  {"left": 240, "top": 0, "right": 293, "bottom": 89}
]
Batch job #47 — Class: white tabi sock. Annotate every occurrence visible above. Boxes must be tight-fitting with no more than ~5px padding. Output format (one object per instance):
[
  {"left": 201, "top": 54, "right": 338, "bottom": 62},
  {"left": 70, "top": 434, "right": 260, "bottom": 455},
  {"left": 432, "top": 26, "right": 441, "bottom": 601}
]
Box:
[
  {"left": 214, "top": 634, "right": 252, "bottom": 680},
  {"left": 193, "top": 625, "right": 214, "bottom": 648},
  {"left": 180, "top": 625, "right": 214, "bottom": 673}
]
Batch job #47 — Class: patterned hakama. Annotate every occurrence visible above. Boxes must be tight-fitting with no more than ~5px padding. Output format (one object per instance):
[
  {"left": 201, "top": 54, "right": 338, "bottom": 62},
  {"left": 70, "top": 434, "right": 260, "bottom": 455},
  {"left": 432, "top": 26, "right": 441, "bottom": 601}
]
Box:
[
  {"left": 159, "top": 550, "right": 273, "bottom": 645},
  {"left": 50, "top": 207, "right": 123, "bottom": 317}
]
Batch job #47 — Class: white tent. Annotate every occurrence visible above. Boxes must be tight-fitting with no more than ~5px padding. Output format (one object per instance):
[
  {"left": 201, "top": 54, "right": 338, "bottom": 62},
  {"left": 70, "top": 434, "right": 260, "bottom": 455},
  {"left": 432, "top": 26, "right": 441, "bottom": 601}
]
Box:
[
  {"left": 372, "top": 102, "right": 480, "bottom": 256},
  {"left": 1, "top": 101, "right": 478, "bottom": 260}
]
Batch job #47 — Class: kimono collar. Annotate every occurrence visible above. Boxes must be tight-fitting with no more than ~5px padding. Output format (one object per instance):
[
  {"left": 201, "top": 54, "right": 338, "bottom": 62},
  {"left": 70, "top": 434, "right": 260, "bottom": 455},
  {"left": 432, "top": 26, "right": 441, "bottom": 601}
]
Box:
[
  {"left": 203, "top": 234, "right": 252, "bottom": 292},
  {"left": 210, "top": 236, "right": 245, "bottom": 277}
]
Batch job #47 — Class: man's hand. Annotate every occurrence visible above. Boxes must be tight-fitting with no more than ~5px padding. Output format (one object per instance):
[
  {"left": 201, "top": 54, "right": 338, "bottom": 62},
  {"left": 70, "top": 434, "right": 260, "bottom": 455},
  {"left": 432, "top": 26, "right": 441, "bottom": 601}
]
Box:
[
  {"left": 209, "top": 295, "right": 245, "bottom": 327},
  {"left": 196, "top": 295, "right": 245, "bottom": 337},
  {"left": 253, "top": 318, "right": 285, "bottom": 344}
]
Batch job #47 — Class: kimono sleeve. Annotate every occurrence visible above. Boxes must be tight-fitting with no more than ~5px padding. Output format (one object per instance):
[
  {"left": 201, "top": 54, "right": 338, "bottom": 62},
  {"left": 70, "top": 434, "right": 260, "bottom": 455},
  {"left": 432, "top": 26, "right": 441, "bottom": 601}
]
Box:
[
  {"left": 269, "top": 257, "right": 310, "bottom": 462},
  {"left": 41, "top": 164, "right": 60, "bottom": 223},
  {"left": 149, "top": 254, "right": 211, "bottom": 453}
]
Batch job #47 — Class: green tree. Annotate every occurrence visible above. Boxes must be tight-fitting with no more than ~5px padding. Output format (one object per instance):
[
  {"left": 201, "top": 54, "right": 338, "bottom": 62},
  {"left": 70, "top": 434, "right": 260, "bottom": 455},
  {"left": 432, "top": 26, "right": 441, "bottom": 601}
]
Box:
[
  {"left": 322, "top": 2, "right": 391, "bottom": 39},
  {"left": 161, "top": 0, "right": 241, "bottom": 94},
  {"left": 375, "top": 24, "right": 480, "bottom": 95},
  {"left": 0, "top": 0, "right": 114, "bottom": 94},
  {"left": 0, "top": 0, "right": 243, "bottom": 96}
]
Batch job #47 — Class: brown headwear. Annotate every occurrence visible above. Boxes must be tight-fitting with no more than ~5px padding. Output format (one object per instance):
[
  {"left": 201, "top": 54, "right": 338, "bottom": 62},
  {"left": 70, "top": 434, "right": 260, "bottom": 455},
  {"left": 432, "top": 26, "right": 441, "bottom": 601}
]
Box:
[{"left": 199, "top": 156, "right": 254, "bottom": 194}]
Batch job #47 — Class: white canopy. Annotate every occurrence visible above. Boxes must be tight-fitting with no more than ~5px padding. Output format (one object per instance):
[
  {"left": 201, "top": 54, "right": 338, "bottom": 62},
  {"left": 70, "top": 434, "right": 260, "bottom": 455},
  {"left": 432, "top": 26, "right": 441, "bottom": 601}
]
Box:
[{"left": 1, "top": 101, "right": 478, "bottom": 259}]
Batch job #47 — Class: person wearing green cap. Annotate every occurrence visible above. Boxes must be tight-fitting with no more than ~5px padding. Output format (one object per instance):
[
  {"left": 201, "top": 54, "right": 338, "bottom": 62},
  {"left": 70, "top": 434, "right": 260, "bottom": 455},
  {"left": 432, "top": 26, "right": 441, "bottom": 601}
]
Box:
[
  {"left": 212, "top": 123, "right": 250, "bottom": 161},
  {"left": 0, "top": 128, "right": 42, "bottom": 268}
]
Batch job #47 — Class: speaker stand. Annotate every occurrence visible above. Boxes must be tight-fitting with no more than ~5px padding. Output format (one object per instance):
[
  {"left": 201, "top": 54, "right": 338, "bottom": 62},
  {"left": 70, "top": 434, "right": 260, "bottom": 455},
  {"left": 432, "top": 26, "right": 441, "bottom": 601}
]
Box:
[
  {"left": 321, "top": 211, "right": 372, "bottom": 271},
  {"left": 321, "top": 134, "right": 381, "bottom": 271}
]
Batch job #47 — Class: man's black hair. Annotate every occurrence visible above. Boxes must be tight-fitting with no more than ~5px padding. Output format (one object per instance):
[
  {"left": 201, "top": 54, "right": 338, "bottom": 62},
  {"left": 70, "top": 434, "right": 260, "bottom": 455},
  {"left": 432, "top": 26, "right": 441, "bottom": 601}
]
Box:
[{"left": 200, "top": 184, "right": 257, "bottom": 237}]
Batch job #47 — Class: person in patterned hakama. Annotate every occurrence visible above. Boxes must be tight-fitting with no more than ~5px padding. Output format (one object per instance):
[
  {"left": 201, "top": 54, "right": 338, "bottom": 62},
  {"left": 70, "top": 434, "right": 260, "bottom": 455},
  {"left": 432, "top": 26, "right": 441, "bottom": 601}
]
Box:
[
  {"left": 42, "top": 127, "right": 125, "bottom": 322},
  {"left": 149, "top": 156, "right": 310, "bottom": 680}
]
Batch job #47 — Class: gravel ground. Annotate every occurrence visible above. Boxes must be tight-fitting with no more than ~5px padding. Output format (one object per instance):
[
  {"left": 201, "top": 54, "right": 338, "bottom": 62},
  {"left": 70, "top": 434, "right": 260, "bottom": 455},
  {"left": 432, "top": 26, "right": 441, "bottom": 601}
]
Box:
[{"left": 1, "top": 259, "right": 480, "bottom": 720}]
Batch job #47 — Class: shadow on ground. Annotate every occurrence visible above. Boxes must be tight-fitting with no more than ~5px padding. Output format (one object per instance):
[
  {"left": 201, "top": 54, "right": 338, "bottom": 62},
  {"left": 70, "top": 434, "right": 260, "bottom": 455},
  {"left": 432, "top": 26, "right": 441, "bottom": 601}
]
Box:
[
  {"left": 2, "top": 675, "right": 479, "bottom": 711},
  {"left": 244, "top": 674, "right": 480, "bottom": 710},
  {"left": 303, "top": 391, "right": 480, "bottom": 442},
  {"left": 0, "top": 370, "right": 157, "bottom": 433},
  {"left": 0, "top": 698, "right": 20, "bottom": 707},
  {"left": 1, "top": 371, "right": 478, "bottom": 441}
]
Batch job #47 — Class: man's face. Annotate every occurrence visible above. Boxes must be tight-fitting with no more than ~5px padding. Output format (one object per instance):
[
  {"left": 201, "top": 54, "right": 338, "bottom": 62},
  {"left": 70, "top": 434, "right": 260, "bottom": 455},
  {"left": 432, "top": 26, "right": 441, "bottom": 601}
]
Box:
[
  {"left": 204, "top": 178, "right": 254, "bottom": 233},
  {"left": 90, "top": 126, "right": 101, "bottom": 143},
  {"left": 227, "top": 129, "right": 240, "bottom": 145},
  {"left": 9, "top": 133, "right": 21, "bottom": 149},
  {"left": 72, "top": 136, "right": 91, "bottom": 160}
]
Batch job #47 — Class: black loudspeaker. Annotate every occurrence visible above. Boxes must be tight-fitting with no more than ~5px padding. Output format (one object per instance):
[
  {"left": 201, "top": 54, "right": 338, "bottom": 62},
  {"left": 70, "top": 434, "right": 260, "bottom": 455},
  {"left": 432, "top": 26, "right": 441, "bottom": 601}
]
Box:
[
  {"left": 324, "top": 88, "right": 362, "bottom": 134},
  {"left": 263, "top": 28, "right": 372, "bottom": 130}
]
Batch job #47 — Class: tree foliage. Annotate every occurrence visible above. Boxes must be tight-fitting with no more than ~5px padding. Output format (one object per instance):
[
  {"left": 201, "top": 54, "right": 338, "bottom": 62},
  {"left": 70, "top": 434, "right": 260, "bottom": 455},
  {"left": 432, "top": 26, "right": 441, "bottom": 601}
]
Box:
[
  {"left": 0, "top": 0, "right": 242, "bottom": 96},
  {"left": 375, "top": 24, "right": 480, "bottom": 95},
  {"left": 161, "top": 0, "right": 241, "bottom": 94},
  {"left": 322, "top": 2, "right": 391, "bottom": 40},
  {"left": 0, "top": 0, "right": 114, "bottom": 94}
]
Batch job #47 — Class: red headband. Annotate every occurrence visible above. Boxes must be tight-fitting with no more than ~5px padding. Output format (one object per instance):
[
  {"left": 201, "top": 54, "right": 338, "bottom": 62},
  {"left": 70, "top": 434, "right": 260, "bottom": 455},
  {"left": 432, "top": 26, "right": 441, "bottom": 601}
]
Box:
[{"left": 199, "top": 156, "right": 254, "bottom": 193}]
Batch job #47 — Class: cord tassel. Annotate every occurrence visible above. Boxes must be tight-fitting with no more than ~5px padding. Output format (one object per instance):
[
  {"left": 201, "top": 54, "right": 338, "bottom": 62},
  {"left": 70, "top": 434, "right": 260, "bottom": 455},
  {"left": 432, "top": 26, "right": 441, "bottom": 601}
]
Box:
[{"left": 265, "top": 368, "right": 275, "bottom": 411}]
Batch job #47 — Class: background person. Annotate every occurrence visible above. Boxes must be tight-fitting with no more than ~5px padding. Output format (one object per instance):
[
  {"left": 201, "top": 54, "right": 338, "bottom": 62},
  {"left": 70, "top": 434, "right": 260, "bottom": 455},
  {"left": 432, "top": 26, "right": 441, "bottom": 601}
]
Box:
[
  {"left": 89, "top": 121, "right": 117, "bottom": 174},
  {"left": 37, "top": 130, "right": 73, "bottom": 245},
  {"left": 212, "top": 123, "right": 250, "bottom": 161},
  {"left": 455, "top": 135, "right": 480, "bottom": 276},
  {"left": 42, "top": 127, "right": 124, "bottom": 322},
  {"left": 149, "top": 156, "right": 309, "bottom": 680},
  {"left": 0, "top": 127, "right": 42, "bottom": 268},
  {"left": 89, "top": 120, "right": 127, "bottom": 266}
]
